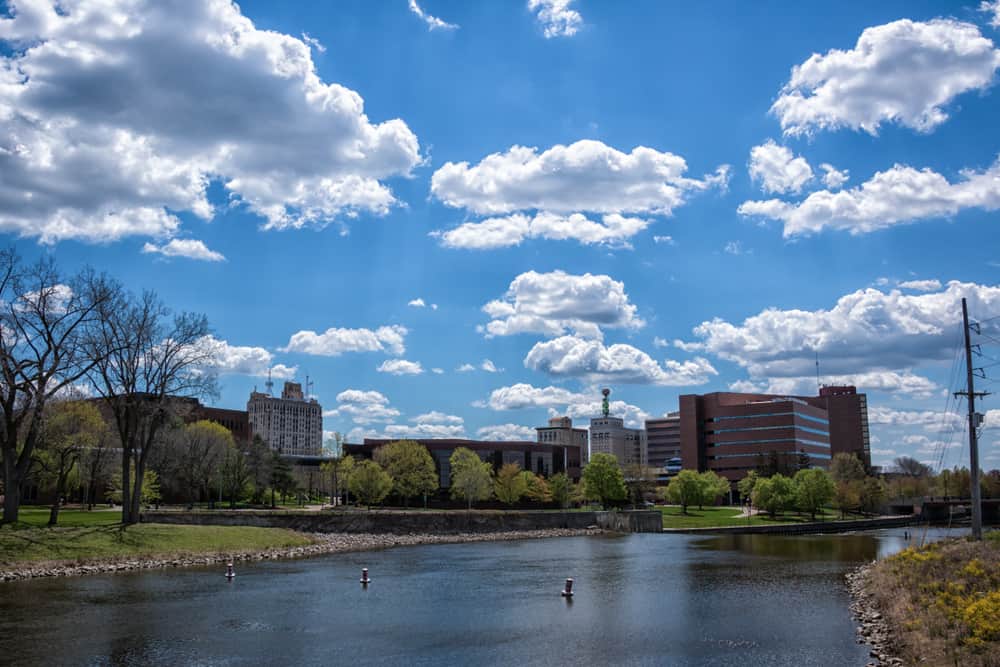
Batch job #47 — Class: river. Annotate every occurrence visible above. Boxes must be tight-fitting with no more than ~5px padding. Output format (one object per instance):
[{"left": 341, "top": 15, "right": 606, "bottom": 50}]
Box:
[{"left": 0, "top": 527, "right": 962, "bottom": 666}]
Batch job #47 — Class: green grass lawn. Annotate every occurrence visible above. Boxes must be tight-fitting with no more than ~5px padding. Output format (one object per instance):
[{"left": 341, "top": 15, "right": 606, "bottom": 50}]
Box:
[
  {"left": 1, "top": 509, "right": 313, "bottom": 566},
  {"left": 14, "top": 506, "right": 124, "bottom": 528},
  {"left": 659, "top": 505, "right": 849, "bottom": 529}
]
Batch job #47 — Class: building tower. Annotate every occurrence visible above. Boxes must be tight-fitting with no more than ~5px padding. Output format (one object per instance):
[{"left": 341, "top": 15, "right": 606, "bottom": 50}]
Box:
[
  {"left": 247, "top": 380, "right": 323, "bottom": 457},
  {"left": 589, "top": 388, "right": 647, "bottom": 466}
]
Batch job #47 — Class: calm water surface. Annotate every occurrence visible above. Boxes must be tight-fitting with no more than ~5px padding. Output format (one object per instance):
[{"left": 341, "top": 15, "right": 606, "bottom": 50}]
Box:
[{"left": 0, "top": 527, "right": 962, "bottom": 666}]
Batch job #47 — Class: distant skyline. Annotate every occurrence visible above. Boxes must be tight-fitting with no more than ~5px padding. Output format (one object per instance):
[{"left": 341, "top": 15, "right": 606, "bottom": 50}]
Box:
[{"left": 1, "top": 0, "right": 999, "bottom": 470}]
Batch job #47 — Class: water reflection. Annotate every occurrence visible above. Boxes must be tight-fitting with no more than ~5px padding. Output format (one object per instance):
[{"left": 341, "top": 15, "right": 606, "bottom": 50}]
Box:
[{"left": 0, "top": 527, "right": 963, "bottom": 667}]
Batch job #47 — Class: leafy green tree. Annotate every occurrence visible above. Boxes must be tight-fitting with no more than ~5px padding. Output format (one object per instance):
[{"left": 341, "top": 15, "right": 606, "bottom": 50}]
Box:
[
  {"left": 623, "top": 464, "right": 659, "bottom": 507},
  {"left": 830, "top": 453, "right": 866, "bottom": 484},
  {"left": 794, "top": 468, "right": 835, "bottom": 520},
  {"left": 582, "top": 453, "right": 627, "bottom": 509},
  {"left": 665, "top": 469, "right": 702, "bottom": 514},
  {"left": 349, "top": 459, "right": 394, "bottom": 510},
  {"left": 834, "top": 480, "right": 861, "bottom": 518},
  {"left": 172, "top": 420, "right": 232, "bottom": 508},
  {"left": 859, "top": 476, "right": 887, "bottom": 514},
  {"left": 220, "top": 442, "right": 251, "bottom": 509},
  {"left": 36, "top": 399, "right": 106, "bottom": 525},
  {"left": 737, "top": 470, "right": 759, "bottom": 504},
  {"left": 752, "top": 474, "right": 795, "bottom": 518},
  {"left": 494, "top": 463, "right": 527, "bottom": 505},
  {"left": 373, "top": 440, "right": 438, "bottom": 506},
  {"left": 549, "top": 472, "right": 574, "bottom": 508},
  {"left": 321, "top": 454, "right": 355, "bottom": 506},
  {"left": 246, "top": 435, "right": 273, "bottom": 505},
  {"left": 269, "top": 453, "right": 295, "bottom": 508},
  {"left": 522, "top": 471, "right": 552, "bottom": 503},
  {"left": 107, "top": 468, "right": 161, "bottom": 506},
  {"left": 697, "top": 471, "right": 730, "bottom": 509},
  {"left": 449, "top": 447, "right": 493, "bottom": 509}
]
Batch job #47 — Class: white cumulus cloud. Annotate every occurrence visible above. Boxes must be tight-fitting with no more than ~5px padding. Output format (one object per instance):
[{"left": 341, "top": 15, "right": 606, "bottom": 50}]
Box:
[
  {"left": 281, "top": 325, "right": 407, "bottom": 356},
  {"left": 528, "top": 0, "right": 582, "bottom": 38},
  {"left": 730, "top": 371, "right": 939, "bottom": 399},
  {"left": 408, "top": 0, "right": 458, "bottom": 31},
  {"left": 141, "top": 238, "right": 225, "bottom": 262},
  {"left": 481, "top": 270, "right": 643, "bottom": 339},
  {"left": 819, "top": 164, "right": 849, "bottom": 189},
  {"left": 771, "top": 19, "right": 1000, "bottom": 136},
  {"left": 683, "top": 280, "right": 1000, "bottom": 378},
  {"left": 325, "top": 389, "right": 401, "bottom": 425},
  {"left": 524, "top": 336, "right": 717, "bottom": 385},
  {"left": 983, "top": 2, "right": 1000, "bottom": 29},
  {"left": 477, "top": 424, "right": 538, "bottom": 441},
  {"left": 195, "top": 335, "right": 296, "bottom": 379},
  {"left": 431, "top": 140, "right": 728, "bottom": 217},
  {"left": 377, "top": 359, "right": 424, "bottom": 375},
  {"left": 898, "top": 279, "right": 942, "bottom": 292},
  {"left": 435, "top": 212, "right": 652, "bottom": 249},
  {"left": 487, "top": 383, "right": 585, "bottom": 410},
  {"left": 748, "top": 140, "right": 813, "bottom": 194},
  {"left": 0, "top": 0, "right": 421, "bottom": 244},
  {"left": 738, "top": 158, "right": 1000, "bottom": 237}
]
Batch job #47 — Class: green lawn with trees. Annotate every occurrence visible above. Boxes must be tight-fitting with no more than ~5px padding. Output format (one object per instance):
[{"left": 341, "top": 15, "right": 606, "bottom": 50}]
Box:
[
  {"left": 659, "top": 505, "right": 842, "bottom": 529},
  {"left": 0, "top": 521, "right": 312, "bottom": 565}
]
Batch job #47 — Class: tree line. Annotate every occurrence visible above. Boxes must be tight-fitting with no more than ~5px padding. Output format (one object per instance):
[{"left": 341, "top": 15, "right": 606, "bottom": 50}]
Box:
[{"left": 0, "top": 249, "right": 220, "bottom": 525}]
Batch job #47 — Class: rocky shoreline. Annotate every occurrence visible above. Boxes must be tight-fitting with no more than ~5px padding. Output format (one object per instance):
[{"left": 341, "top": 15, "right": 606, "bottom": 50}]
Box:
[
  {"left": 846, "top": 563, "right": 903, "bottom": 667},
  {"left": 0, "top": 527, "right": 603, "bottom": 583}
]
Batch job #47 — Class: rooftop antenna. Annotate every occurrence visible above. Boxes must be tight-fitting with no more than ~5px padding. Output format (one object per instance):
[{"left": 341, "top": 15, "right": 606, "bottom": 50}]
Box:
[
  {"left": 601, "top": 388, "right": 611, "bottom": 418},
  {"left": 265, "top": 367, "right": 274, "bottom": 395},
  {"left": 306, "top": 373, "right": 314, "bottom": 400},
  {"left": 815, "top": 351, "right": 821, "bottom": 392}
]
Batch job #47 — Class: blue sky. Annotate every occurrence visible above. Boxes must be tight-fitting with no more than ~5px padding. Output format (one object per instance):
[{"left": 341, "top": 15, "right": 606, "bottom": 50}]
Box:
[{"left": 2, "top": 0, "right": 1000, "bottom": 469}]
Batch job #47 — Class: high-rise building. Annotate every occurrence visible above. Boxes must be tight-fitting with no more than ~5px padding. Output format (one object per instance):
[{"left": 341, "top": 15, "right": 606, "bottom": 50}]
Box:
[
  {"left": 645, "top": 412, "right": 680, "bottom": 482},
  {"left": 590, "top": 389, "right": 647, "bottom": 466},
  {"left": 536, "top": 416, "right": 590, "bottom": 466},
  {"left": 248, "top": 381, "right": 323, "bottom": 456},
  {"left": 677, "top": 386, "right": 870, "bottom": 484}
]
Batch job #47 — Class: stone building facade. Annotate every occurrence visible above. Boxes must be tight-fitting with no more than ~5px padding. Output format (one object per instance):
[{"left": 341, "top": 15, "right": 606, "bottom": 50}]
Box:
[{"left": 247, "top": 381, "right": 322, "bottom": 456}]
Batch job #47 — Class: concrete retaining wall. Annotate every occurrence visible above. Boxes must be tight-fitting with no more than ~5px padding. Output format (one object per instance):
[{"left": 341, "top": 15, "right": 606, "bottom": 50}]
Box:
[
  {"left": 141, "top": 509, "right": 663, "bottom": 534},
  {"left": 663, "top": 515, "right": 917, "bottom": 535}
]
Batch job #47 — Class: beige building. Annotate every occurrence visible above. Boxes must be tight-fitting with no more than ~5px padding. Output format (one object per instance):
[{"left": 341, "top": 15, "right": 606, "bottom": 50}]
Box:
[
  {"left": 536, "top": 416, "right": 590, "bottom": 465},
  {"left": 590, "top": 415, "right": 647, "bottom": 467},
  {"left": 248, "top": 381, "right": 322, "bottom": 456}
]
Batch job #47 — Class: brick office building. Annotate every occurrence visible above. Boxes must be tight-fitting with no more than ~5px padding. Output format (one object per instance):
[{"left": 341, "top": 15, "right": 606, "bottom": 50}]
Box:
[{"left": 677, "top": 386, "right": 870, "bottom": 483}]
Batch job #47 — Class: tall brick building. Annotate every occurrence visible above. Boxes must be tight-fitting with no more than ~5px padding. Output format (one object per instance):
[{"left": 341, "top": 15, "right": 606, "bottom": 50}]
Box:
[{"left": 677, "top": 386, "right": 870, "bottom": 483}]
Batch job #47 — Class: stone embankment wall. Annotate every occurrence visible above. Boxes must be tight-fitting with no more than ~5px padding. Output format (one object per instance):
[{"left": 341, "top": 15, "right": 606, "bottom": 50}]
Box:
[
  {"left": 141, "top": 509, "right": 662, "bottom": 534},
  {"left": 663, "top": 515, "right": 916, "bottom": 535}
]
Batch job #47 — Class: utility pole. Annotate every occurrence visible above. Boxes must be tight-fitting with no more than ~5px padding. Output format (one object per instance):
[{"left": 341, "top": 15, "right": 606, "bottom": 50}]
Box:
[{"left": 959, "top": 298, "right": 985, "bottom": 540}]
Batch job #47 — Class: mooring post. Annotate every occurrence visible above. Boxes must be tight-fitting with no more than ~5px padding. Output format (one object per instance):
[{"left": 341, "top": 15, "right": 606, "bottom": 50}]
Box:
[{"left": 561, "top": 578, "right": 574, "bottom": 597}]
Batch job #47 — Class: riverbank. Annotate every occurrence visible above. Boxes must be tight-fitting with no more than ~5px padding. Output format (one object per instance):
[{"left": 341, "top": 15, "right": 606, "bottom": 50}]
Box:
[
  {"left": 658, "top": 506, "right": 917, "bottom": 534},
  {"left": 0, "top": 526, "right": 602, "bottom": 583},
  {"left": 848, "top": 531, "right": 1000, "bottom": 667}
]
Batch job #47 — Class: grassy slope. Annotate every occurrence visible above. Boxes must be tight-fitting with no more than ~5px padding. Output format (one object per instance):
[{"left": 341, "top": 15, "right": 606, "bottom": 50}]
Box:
[
  {"left": 866, "top": 532, "right": 1000, "bottom": 666},
  {"left": 660, "top": 505, "right": 844, "bottom": 529},
  {"left": 1, "top": 508, "right": 313, "bottom": 566}
]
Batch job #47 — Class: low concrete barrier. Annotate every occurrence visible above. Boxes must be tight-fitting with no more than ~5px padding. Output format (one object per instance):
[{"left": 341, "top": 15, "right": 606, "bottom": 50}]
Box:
[
  {"left": 141, "top": 509, "right": 663, "bottom": 534},
  {"left": 663, "top": 515, "right": 918, "bottom": 535}
]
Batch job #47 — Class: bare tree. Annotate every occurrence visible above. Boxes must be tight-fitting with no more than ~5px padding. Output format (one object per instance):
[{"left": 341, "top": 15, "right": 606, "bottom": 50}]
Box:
[
  {"left": 89, "top": 289, "right": 217, "bottom": 525},
  {"left": 79, "top": 428, "right": 115, "bottom": 510},
  {"left": 0, "top": 250, "right": 114, "bottom": 523}
]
